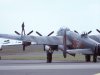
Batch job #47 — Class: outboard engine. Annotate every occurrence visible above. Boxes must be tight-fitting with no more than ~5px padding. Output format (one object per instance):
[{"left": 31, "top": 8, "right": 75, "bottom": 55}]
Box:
[
  {"left": 45, "top": 45, "right": 58, "bottom": 51},
  {"left": 22, "top": 42, "right": 31, "bottom": 51}
]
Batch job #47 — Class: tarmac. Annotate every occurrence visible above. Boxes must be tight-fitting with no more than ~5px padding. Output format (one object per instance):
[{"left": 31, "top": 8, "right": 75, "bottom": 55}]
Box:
[
  {"left": 0, "top": 45, "right": 100, "bottom": 75},
  {"left": 0, "top": 60, "right": 100, "bottom": 75}
]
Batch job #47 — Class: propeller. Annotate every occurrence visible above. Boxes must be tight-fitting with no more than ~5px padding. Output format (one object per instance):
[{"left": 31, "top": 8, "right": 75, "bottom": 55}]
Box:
[
  {"left": 36, "top": 31, "right": 54, "bottom": 36},
  {"left": 36, "top": 31, "right": 54, "bottom": 51},
  {"left": 15, "top": 31, "right": 20, "bottom": 35},
  {"left": 87, "top": 31, "right": 92, "bottom": 34},
  {"left": 74, "top": 30, "right": 92, "bottom": 35},
  {"left": 96, "top": 29, "right": 100, "bottom": 33},
  {"left": 81, "top": 31, "right": 92, "bottom": 37},
  {"left": 14, "top": 22, "right": 33, "bottom": 51},
  {"left": 47, "top": 31, "right": 54, "bottom": 36},
  {"left": 27, "top": 30, "right": 33, "bottom": 35},
  {"left": 74, "top": 30, "right": 79, "bottom": 34},
  {"left": 36, "top": 31, "right": 42, "bottom": 36}
]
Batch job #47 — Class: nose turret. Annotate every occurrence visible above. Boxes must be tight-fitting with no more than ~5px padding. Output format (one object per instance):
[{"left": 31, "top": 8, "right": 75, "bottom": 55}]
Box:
[{"left": 57, "top": 27, "right": 70, "bottom": 36}]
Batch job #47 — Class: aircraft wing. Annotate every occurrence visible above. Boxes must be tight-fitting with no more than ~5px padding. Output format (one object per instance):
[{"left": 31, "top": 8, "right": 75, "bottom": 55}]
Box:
[
  {"left": 0, "top": 34, "right": 71, "bottom": 45},
  {"left": 67, "top": 49, "right": 93, "bottom": 54},
  {"left": 0, "top": 34, "right": 22, "bottom": 41},
  {"left": 29, "top": 36, "right": 63, "bottom": 45}
]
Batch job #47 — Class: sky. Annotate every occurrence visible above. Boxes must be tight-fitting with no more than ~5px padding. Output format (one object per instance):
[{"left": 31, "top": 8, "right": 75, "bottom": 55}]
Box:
[{"left": 0, "top": 0, "right": 100, "bottom": 36}]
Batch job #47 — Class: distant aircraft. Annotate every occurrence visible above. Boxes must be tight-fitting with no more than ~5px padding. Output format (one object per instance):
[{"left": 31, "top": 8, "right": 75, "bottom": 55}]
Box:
[
  {"left": 3, "top": 40, "right": 10, "bottom": 44},
  {"left": 0, "top": 39, "right": 10, "bottom": 50},
  {"left": 0, "top": 23, "right": 100, "bottom": 63},
  {"left": 0, "top": 39, "right": 23, "bottom": 51}
]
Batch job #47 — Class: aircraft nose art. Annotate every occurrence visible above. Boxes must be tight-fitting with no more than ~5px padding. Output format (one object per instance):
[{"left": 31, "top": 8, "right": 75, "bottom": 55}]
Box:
[
  {"left": 72, "top": 40, "right": 78, "bottom": 48},
  {"left": 72, "top": 39, "right": 84, "bottom": 48}
]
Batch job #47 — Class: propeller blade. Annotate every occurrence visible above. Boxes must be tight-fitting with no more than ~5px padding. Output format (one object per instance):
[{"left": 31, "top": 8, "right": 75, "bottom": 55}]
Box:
[
  {"left": 74, "top": 30, "right": 78, "bottom": 34},
  {"left": 96, "top": 29, "right": 100, "bottom": 33},
  {"left": 47, "top": 31, "right": 54, "bottom": 36},
  {"left": 36, "top": 31, "right": 43, "bottom": 36},
  {"left": 27, "top": 30, "right": 33, "bottom": 35},
  {"left": 87, "top": 31, "right": 92, "bottom": 34},
  {"left": 15, "top": 31, "right": 20, "bottom": 35}
]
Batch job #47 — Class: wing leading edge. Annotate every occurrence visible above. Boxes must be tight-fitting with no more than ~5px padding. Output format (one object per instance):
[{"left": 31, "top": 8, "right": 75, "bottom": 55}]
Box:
[
  {"left": 0, "top": 34, "right": 70, "bottom": 45},
  {"left": 0, "top": 34, "right": 22, "bottom": 40}
]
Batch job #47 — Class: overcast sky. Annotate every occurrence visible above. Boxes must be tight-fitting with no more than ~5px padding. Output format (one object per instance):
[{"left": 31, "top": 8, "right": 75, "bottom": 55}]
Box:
[{"left": 0, "top": 0, "right": 100, "bottom": 36}]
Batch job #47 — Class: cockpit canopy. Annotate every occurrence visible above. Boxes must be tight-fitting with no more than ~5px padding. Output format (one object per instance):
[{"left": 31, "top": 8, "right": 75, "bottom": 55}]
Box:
[{"left": 57, "top": 27, "right": 70, "bottom": 36}]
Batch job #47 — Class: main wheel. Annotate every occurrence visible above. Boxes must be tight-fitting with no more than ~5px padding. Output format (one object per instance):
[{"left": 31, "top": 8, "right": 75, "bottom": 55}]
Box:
[
  {"left": 85, "top": 55, "right": 91, "bottom": 62},
  {"left": 23, "top": 45, "right": 25, "bottom": 51},
  {"left": 93, "top": 55, "right": 97, "bottom": 62},
  {"left": 63, "top": 52, "right": 66, "bottom": 58},
  {"left": 47, "top": 51, "right": 52, "bottom": 63}
]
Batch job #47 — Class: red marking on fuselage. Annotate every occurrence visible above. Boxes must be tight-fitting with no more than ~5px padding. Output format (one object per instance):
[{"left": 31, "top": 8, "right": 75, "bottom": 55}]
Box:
[
  {"left": 72, "top": 40, "right": 78, "bottom": 48},
  {"left": 72, "top": 39, "right": 84, "bottom": 49}
]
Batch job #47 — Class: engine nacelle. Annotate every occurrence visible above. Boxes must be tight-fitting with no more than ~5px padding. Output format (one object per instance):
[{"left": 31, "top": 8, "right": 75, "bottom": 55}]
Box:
[
  {"left": 22, "top": 42, "right": 31, "bottom": 47},
  {"left": 45, "top": 45, "right": 50, "bottom": 50},
  {"left": 50, "top": 45, "right": 58, "bottom": 50},
  {"left": 58, "top": 45, "right": 64, "bottom": 50},
  {"left": 45, "top": 45, "right": 58, "bottom": 51}
]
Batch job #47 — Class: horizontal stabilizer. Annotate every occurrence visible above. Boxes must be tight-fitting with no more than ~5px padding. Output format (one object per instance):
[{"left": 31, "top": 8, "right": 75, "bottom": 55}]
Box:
[{"left": 67, "top": 49, "right": 93, "bottom": 54}]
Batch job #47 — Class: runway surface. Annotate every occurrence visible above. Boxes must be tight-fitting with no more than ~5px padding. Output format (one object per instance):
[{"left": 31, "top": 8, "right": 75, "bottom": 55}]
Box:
[{"left": 0, "top": 60, "right": 100, "bottom": 75}]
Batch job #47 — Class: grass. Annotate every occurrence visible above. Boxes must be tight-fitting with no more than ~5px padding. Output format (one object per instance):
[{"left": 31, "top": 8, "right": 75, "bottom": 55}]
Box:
[
  {"left": 1, "top": 56, "right": 46, "bottom": 60},
  {"left": 0, "top": 45, "right": 86, "bottom": 61},
  {"left": 1, "top": 54, "right": 85, "bottom": 61}
]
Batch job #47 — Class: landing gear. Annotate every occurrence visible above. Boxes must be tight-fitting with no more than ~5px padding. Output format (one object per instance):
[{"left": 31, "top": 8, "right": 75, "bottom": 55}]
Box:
[
  {"left": 93, "top": 54, "right": 97, "bottom": 62},
  {"left": 0, "top": 48, "right": 2, "bottom": 51},
  {"left": 85, "top": 55, "right": 91, "bottom": 62},
  {"left": 22, "top": 45, "right": 25, "bottom": 51},
  {"left": 63, "top": 52, "right": 66, "bottom": 58},
  {"left": 85, "top": 54, "right": 97, "bottom": 62},
  {"left": 46, "top": 50, "right": 53, "bottom": 63},
  {"left": 0, "top": 56, "right": 1, "bottom": 60}
]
